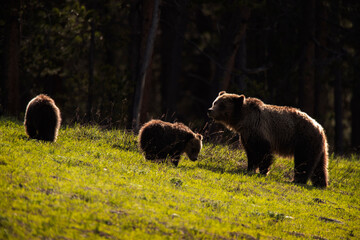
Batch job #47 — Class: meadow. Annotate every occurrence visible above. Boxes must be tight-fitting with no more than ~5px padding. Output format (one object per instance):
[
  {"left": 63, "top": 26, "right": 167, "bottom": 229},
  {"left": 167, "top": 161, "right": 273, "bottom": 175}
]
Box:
[{"left": 0, "top": 117, "right": 359, "bottom": 239}]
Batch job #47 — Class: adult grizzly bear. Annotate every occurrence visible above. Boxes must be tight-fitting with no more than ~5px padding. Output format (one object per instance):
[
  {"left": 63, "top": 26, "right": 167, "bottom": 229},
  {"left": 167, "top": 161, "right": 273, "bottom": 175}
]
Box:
[
  {"left": 24, "top": 94, "right": 61, "bottom": 142},
  {"left": 208, "top": 91, "right": 329, "bottom": 188},
  {"left": 138, "top": 119, "right": 203, "bottom": 167}
]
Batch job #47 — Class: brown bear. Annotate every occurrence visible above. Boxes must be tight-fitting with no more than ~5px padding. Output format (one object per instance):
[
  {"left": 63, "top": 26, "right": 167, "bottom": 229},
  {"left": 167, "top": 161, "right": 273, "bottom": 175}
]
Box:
[
  {"left": 208, "top": 91, "right": 329, "bottom": 188},
  {"left": 138, "top": 119, "right": 203, "bottom": 167},
  {"left": 24, "top": 94, "right": 61, "bottom": 142}
]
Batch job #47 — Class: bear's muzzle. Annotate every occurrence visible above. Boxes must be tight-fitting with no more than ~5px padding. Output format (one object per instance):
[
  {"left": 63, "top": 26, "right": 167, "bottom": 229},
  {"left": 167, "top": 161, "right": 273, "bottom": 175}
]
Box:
[{"left": 207, "top": 108, "right": 213, "bottom": 118}]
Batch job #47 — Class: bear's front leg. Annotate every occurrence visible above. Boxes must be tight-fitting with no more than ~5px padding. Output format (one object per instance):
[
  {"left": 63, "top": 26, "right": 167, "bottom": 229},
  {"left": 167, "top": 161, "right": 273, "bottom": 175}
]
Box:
[
  {"left": 244, "top": 136, "right": 272, "bottom": 174},
  {"left": 246, "top": 150, "right": 273, "bottom": 175},
  {"left": 245, "top": 150, "right": 258, "bottom": 172}
]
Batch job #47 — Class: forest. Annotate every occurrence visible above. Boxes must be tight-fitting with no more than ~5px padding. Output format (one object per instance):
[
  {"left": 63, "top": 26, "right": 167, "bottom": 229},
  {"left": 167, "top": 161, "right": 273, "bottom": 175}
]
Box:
[{"left": 1, "top": 0, "right": 360, "bottom": 154}]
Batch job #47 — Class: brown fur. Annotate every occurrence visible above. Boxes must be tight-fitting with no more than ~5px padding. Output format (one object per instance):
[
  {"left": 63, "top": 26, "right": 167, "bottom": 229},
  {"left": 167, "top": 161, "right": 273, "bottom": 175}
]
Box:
[
  {"left": 138, "top": 119, "right": 203, "bottom": 166},
  {"left": 24, "top": 94, "right": 61, "bottom": 142},
  {"left": 208, "top": 91, "right": 329, "bottom": 188}
]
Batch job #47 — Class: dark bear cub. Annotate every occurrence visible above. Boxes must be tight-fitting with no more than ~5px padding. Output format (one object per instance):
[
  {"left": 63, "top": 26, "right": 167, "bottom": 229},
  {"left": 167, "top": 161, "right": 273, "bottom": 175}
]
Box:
[
  {"left": 138, "top": 119, "right": 203, "bottom": 166},
  {"left": 24, "top": 94, "right": 61, "bottom": 142},
  {"left": 208, "top": 91, "right": 329, "bottom": 188}
]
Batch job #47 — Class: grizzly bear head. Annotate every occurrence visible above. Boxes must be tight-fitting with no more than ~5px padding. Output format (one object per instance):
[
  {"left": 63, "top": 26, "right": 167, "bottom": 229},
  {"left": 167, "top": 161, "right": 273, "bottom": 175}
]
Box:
[
  {"left": 184, "top": 133, "right": 203, "bottom": 161},
  {"left": 208, "top": 91, "right": 245, "bottom": 125}
]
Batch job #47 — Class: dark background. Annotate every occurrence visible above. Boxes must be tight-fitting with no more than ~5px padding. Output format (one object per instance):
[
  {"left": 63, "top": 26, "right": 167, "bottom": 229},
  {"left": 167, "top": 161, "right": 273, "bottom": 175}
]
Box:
[{"left": 1, "top": 0, "right": 359, "bottom": 154}]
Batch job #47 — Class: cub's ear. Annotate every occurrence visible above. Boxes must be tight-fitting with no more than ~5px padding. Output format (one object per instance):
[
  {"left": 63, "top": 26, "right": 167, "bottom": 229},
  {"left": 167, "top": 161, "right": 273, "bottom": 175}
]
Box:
[
  {"left": 196, "top": 133, "right": 203, "bottom": 141},
  {"left": 219, "top": 91, "right": 226, "bottom": 96}
]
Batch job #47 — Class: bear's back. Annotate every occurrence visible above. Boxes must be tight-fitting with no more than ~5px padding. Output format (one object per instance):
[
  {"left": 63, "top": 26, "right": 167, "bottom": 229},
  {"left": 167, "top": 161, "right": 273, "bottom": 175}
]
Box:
[
  {"left": 257, "top": 104, "right": 325, "bottom": 156},
  {"left": 26, "top": 95, "right": 59, "bottom": 128},
  {"left": 139, "top": 121, "right": 167, "bottom": 150},
  {"left": 139, "top": 120, "right": 192, "bottom": 156}
]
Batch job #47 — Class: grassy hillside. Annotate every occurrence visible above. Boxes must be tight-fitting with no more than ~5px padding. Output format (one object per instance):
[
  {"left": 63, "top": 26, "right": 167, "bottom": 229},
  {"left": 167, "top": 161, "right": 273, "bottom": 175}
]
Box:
[{"left": 0, "top": 118, "right": 359, "bottom": 239}]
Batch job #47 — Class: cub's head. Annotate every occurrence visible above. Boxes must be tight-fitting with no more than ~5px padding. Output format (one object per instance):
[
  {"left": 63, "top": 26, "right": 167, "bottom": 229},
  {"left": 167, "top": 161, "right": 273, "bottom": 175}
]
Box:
[
  {"left": 185, "top": 133, "right": 203, "bottom": 161},
  {"left": 207, "top": 91, "right": 245, "bottom": 124}
]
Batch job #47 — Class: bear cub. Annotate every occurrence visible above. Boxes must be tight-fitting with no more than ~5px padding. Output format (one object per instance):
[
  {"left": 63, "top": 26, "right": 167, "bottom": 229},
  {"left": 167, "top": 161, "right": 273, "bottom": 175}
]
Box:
[
  {"left": 24, "top": 94, "right": 61, "bottom": 142},
  {"left": 208, "top": 91, "right": 329, "bottom": 188},
  {"left": 138, "top": 119, "right": 203, "bottom": 166}
]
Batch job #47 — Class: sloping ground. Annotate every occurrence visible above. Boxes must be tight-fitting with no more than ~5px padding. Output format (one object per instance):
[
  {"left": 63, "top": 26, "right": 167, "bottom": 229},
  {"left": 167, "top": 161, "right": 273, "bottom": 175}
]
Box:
[{"left": 0, "top": 118, "right": 359, "bottom": 239}]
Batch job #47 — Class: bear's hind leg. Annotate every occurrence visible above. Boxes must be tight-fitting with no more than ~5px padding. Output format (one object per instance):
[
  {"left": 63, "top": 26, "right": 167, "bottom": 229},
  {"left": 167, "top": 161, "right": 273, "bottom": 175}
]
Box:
[
  {"left": 25, "top": 124, "right": 37, "bottom": 139},
  {"left": 294, "top": 152, "right": 309, "bottom": 184},
  {"left": 310, "top": 152, "right": 328, "bottom": 188},
  {"left": 41, "top": 129, "right": 56, "bottom": 142},
  {"left": 43, "top": 117, "right": 58, "bottom": 142},
  {"left": 293, "top": 149, "right": 318, "bottom": 185}
]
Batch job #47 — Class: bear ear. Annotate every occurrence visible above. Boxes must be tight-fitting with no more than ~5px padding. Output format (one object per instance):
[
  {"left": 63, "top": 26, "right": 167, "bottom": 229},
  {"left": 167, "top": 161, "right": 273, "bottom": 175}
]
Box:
[
  {"left": 219, "top": 91, "right": 226, "bottom": 96},
  {"left": 234, "top": 95, "right": 245, "bottom": 108},
  {"left": 196, "top": 133, "right": 203, "bottom": 141}
]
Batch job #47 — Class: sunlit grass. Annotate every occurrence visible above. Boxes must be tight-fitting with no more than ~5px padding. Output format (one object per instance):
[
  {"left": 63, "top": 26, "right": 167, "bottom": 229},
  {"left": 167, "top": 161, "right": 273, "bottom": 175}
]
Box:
[{"left": 0, "top": 117, "right": 359, "bottom": 239}]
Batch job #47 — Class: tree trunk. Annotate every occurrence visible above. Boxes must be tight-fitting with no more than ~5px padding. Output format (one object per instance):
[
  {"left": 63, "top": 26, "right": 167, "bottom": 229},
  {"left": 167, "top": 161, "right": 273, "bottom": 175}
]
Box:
[
  {"left": 132, "top": 0, "right": 161, "bottom": 132},
  {"left": 351, "top": 65, "right": 360, "bottom": 152},
  {"left": 298, "top": 0, "right": 315, "bottom": 117},
  {"left": 3, "top": 0, "right": 21, "bottom": 116},
  {"left": 160, "top": 0, "right": 188, "bottom": 121},
  {"left": 127, "top": 0, "right": 142, "bottom": 129},
  {"left": 333, "top": 0, "right": 344, "bottom": 154},
  {"left": 351, "top": 14, "right": 360, "bottom": 152},
  {"left": 87, "top": 19, "right": 95, "bottom": 122},
  {"left": 210, "top": 3, "right": 250, "bottom": 99},
  {"left": 334, "top": 63, "right": 343, "bottom": 154},
  {"left": 314, "top": 0, "right": 328, "bottom": 126},
  {"left": 233, "top": 32, "right": 247, "bottom": 91}
]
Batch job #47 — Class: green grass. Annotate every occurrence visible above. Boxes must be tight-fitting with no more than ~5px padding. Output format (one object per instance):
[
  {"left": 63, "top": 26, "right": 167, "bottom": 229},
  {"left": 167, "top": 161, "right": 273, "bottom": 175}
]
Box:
[{"left": 0, "top": 117, "right": 359, "bottom": 239}]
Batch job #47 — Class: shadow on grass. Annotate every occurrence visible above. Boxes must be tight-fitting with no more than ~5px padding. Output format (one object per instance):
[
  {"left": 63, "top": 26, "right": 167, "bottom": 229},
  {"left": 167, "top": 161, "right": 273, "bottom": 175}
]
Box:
[
  {"left": 178, "top": 160, "right": 248, "bottom": 176},
  {"left": 197, "top": 162, "right": 248, "bottom": 175},
  {"left": 287, "top": 181, "right": 326, "bottom": 190},
  {"left": 181, "top": 158, "right": 323, "bottom": 190},
  {"left": 111, "top": 143, "right": 138, "bottom": 152}
]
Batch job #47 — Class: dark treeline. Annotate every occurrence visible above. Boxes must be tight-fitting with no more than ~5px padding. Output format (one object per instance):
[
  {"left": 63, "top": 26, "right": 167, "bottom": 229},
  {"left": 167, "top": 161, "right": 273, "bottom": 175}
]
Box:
[{"left": 1, "top": 0, "right": 360, "bottom": 154}]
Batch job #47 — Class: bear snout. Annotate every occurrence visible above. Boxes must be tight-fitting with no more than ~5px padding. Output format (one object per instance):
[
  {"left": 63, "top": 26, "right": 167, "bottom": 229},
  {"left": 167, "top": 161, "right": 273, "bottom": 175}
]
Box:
[{"left": 207, "top": 108, "right": 213, "bottom": 117}]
